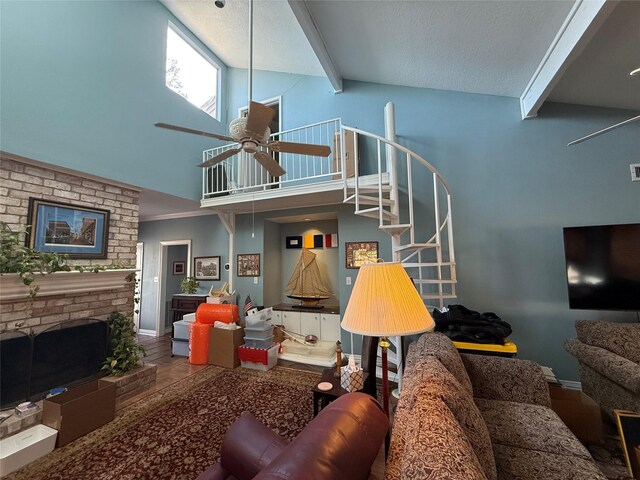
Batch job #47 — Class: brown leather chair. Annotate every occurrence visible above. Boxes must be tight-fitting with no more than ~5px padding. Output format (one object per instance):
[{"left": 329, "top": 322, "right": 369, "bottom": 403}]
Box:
[{"left": 197, "top": 392, "right": 388, "bottom": 480}]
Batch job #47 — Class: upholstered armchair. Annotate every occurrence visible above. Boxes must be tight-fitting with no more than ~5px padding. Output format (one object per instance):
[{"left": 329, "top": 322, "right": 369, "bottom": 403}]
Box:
[{"left": 565, "top": 320, "right": 640, "bottom": 419}]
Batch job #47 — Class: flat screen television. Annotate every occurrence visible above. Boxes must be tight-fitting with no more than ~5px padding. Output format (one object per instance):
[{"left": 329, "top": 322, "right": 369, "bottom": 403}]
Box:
[{"left": 563, "top": 223, "right": 640, "bottom": 311}]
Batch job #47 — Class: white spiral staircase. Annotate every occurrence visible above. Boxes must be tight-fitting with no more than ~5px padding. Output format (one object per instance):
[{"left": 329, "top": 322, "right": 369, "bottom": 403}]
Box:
[{"left": 341, "top": 103, "right": 457, "bottom": 385}]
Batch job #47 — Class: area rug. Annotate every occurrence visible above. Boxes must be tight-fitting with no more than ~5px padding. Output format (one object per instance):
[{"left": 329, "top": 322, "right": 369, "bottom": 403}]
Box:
[{"left": 8, "top": 366, "right": 320, "bottom": 480}]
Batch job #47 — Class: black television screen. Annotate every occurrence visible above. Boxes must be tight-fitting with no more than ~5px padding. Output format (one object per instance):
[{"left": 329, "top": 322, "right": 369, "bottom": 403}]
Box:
[{"left": 563, "top": 223, "right": 640, "bottom": 311}]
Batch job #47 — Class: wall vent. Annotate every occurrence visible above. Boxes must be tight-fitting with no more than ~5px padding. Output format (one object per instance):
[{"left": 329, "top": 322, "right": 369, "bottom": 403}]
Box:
[{"left": 631, "top": 163, "right": 640, "bottom": 182}]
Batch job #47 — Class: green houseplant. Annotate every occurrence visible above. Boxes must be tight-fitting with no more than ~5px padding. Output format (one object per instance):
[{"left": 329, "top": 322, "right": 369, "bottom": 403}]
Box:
[
  {"left": 1, "top": 221, "right": 137, "bottom": 298},
  {"left": 180, "top": 276, "right": 200, "bottom": 294},
  {"left": 102, "top": 311, "right": 146, "bottom": 376}
]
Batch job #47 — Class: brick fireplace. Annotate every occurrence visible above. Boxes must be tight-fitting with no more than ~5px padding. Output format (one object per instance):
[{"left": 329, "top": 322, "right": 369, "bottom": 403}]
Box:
[{"left": 0, "top": 153, "right": 140, "bottom": 333}]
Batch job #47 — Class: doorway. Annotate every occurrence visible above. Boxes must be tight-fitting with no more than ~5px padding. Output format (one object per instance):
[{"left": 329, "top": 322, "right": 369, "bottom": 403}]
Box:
[
  {"left": 156, "top": 240, "right": 192, "bottom": 336},
  {"left": 133, "top": 242, "right": 144, "bottom": 332}
]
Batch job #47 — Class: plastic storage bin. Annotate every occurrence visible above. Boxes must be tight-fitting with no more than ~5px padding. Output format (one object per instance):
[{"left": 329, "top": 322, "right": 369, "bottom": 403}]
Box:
[
  {"left": 173, "top": 319, "right": 193, "bottom": 341},
  {"left": 0, "top": 425, "right": 57, "bottom": 476},
  {"left": 238, "top": 344, "right": 279, "bottom": 371},
  {"left": 172, "top": 338, "right": 189, "bottom": 357},
  {"left": 243, "top": 336, "right": 274, "bottom": 349},
  {"left": 243, "top": 323, "right": 274, "bottom": 340},
  {"left": 245, "top": 307, "right": 273, "bottom": 326}
]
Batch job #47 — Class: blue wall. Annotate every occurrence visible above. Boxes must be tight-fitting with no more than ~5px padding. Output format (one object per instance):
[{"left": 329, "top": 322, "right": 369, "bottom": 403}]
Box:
[
  {"left": 226, "top": 68, "right": 640, "bottom": 380},
  {"left": 1, "top": 0, "right": 228, "bottom": 200}
]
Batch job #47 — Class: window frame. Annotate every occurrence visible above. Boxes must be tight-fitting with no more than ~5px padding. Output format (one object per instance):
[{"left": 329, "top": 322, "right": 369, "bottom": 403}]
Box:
[{"left": 165, "top": 21, "right": 222, "bottom": 120}]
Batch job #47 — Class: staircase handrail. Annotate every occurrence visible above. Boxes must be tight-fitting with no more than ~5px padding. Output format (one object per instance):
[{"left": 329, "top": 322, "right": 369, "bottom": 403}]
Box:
[{"left": 340, "top": 125, "right": 452, "bottom": 196}]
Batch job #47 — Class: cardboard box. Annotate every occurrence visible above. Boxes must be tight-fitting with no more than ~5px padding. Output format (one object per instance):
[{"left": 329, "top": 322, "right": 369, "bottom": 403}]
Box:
[
  {"left": 209, "top": 327, "right": 244, "bottom": 368},
  {"left": 42, "top": 380, "right": 116, "bottom": 447},
  {"left": 549, "top": 384, "right": 603, "bottom": 445}
]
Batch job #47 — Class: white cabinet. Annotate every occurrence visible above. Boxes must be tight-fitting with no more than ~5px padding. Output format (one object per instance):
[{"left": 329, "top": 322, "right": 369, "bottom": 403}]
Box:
[
  {"left": 300, "top": 312, "right": 321, "bottom": 339},
  {"left": 320, "top": 313, "right": 341, "bottom": 342},
  {"left": 280, "top": 311, "right": 301, "bottom": 334}
]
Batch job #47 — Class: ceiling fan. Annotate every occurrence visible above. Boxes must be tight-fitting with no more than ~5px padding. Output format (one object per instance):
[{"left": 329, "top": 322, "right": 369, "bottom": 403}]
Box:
[
  {"left": 567, "top": 67, "right": 640, "bottom": 146},
  {"left": 155, "top": 0, "right": 330, "bottom": 177}
]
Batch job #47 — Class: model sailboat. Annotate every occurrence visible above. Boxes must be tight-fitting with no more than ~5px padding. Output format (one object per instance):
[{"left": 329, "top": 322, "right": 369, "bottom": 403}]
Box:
[{"left": 286, "top": 248, "right": 333, "bottom": 308}]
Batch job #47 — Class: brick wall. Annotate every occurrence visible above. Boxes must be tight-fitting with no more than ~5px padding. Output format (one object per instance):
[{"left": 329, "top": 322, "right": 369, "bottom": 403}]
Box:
[{"left": 0, "top": 154, "right": 140, "bottom": 333}]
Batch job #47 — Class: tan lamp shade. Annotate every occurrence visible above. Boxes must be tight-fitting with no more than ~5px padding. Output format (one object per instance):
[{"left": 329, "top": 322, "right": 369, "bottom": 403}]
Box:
[{"left": 341, "top": 262, "right": 435, "bottom": 337}]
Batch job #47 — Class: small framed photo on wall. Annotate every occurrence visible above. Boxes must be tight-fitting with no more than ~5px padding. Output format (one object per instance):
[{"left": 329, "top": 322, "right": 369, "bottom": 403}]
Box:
[
  {"left": 237, "top": 253, "right": 260, "bottom": 277},
  {"left": 172, "top": 261, "right": 185, "bottom": 275},
  {"left": 194, "top": 256, "right": 221, "bottom": 281},
  {"left": 345, "top": 241, "right": 379, "bottom": 269}
]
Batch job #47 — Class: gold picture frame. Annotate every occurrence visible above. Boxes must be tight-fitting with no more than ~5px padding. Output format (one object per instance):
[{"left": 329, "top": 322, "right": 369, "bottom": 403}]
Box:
[{"left": 345, "top": 241, "right": 379, "bottom": 269}]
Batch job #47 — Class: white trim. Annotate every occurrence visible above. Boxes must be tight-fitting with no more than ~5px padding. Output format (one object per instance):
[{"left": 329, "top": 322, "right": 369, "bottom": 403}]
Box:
[
  {"left": 519, "top": 0, "right": 617, "bottom": 119},
  {"left": 156, "top": 239, "right": 192, "bottom": 337},
  {"left": 287, "top": 0, "right": 343, "bottom": 93},
  {"left": 0, "top": 269, "right": 137, "bottom": 301},
  {"left": 139, "top": 209, "right": 216, "bottom": 223},
  {"left": 137, "top": 329, "right": 156, "bottom": 337},
  {"left": 133, "top": 242, "right": 144, "bottom": 331}
]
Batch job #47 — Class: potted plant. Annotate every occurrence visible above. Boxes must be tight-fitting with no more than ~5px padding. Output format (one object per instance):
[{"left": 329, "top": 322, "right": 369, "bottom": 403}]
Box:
[
  {"left": 102, "top": 311, "right": 146, "bottom": 375},
  {"left": 180, "top": 276, "right": 200, "bottom": 294}
]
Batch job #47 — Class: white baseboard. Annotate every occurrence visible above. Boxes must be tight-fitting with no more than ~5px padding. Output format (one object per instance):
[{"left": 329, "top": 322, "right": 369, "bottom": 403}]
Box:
[
  {"left": 558, "top": 380, "right": 582, "bottom": 390},
  {"left": 137, "top": 329, "right": 157, "bottom": 337}
]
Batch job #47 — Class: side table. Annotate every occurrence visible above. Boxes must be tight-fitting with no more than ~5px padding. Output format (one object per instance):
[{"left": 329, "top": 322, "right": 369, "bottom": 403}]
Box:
[{"left": 312, "top": 368, "right": 369, "bottom": 416}]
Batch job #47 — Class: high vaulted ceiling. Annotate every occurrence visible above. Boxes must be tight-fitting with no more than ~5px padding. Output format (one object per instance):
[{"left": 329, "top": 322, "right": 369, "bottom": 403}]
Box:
[{"left": 160, "top": 0, "right": 640, "bottom": 111}]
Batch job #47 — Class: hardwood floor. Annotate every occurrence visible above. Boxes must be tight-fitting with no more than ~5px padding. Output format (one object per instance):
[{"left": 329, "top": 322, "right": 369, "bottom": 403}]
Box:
[{"left": 118, "top": 333, "right": 207, "bottom": 410}]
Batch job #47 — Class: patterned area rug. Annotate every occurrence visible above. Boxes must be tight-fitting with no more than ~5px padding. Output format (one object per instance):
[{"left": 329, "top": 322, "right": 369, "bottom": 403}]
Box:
[{"left": 8, "top": 366, "right": 320, "bottom": 480}]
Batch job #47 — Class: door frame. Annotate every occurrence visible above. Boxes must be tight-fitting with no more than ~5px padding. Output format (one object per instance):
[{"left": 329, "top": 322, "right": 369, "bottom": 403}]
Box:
[
  {"left": 156, "top": 239, "right": 192, "bottom": 336},
  {"left": 133, "top": 242, "right": 144, "bottom": 332}
]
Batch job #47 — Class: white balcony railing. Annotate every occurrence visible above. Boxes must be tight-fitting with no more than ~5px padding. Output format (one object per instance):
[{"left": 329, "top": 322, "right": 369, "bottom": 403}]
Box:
[{"left": 202, "top": 118, "right": 342, "bottom": 198}]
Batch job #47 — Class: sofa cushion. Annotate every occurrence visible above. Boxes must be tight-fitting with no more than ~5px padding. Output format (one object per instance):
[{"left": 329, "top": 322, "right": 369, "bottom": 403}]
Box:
[
  {"left": 461, "top": 354, "right": 552, "bottom": 407},
  {"left": 409, "top": 332, "right": 473, "bottom": 395},
  {"left": 404, "top": 356, "right": 496, "bottom": 480},
  {"left": 475, "top": 398, "right": 592, "bottom": 460},
  {"left": 566, "top": 338, "right": 640, "bottom": 395},
  {"left": 575, "top": 320, "right": 640, "bottom": 364},
  {"left": 493, "top": 444, "right": 606, "bottom": 480},
  {"left": 386, "top": 396, "right": 488, "bottom": 480}
]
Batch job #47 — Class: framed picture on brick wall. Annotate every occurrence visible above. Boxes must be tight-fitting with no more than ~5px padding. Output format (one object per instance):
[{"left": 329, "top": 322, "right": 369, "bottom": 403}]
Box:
[{"left": 26, "top": 198, "right": 110, "bottom": 259}]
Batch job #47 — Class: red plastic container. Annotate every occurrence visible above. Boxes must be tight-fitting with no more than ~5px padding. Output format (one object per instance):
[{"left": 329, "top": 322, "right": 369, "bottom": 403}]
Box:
[
  {"left": 189, "top": 323, "right": 211, "bottom": 365},
  {"left": 196, "top": 304, "right": 239, "bottom": 325}
]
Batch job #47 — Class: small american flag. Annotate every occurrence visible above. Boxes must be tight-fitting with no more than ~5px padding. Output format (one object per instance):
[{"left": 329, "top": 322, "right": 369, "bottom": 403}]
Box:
[{"left": 243, "top": 295, "right": 254, "bottom": 316}]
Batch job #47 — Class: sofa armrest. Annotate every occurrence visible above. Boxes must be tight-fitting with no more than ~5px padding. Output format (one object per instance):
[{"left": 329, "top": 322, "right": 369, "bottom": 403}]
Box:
[
  {"left": 461, "top": 354, "right": 551, "bottom": 407},
  {"left": 255, "top": 393, "right": 388, "bottom": 480},
  {"left": 566, "top": 338, "right": 640, "bottom": 395},
  {"left": 212, "top": 412, "right": 288, "bottom": 480}
]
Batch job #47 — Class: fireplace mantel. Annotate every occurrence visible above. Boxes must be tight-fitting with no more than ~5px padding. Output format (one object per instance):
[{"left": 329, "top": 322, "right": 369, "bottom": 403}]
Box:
[{"left": 0, "top": 269, "right": 137, "bottom": 301}]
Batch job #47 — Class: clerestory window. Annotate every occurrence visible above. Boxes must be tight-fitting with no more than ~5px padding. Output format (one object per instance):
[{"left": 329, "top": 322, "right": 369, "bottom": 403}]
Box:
[{"left": 165, "top": 23, "right": 219, "bottom": 119}]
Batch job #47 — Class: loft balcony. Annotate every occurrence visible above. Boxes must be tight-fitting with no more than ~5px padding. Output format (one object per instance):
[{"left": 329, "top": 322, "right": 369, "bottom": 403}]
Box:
[{"left": 199, "top": 118, "right": 388, "bottom": 213}]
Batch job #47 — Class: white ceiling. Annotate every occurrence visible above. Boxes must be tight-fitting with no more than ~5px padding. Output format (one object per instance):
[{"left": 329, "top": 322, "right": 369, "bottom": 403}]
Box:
[
  {"left": 160, "top": 0, "right": 324, "bottom": 76},
  {"left": 305, "top": 0, "right": 575, "bottom": 98},
  {"left": 138, "top": 189, "right": 202, "bottom": 221}
]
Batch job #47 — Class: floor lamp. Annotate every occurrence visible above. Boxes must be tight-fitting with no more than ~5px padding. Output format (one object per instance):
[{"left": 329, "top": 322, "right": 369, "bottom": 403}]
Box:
[{"left": 341, "top": 262, "right": 434, "bottom": 417}]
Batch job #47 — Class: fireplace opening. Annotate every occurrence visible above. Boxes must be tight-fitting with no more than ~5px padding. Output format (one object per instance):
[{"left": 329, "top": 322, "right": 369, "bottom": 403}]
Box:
[{"left": 1, "top": 319, "right": 109, "bottom": 408}]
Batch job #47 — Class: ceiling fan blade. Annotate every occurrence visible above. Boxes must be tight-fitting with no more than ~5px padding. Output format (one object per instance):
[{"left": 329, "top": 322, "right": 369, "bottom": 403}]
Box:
[
  {"left": 268, "top": 141, "right": 331, "bottom": 157},
  {"left": 198, "top": 148, "right": 242, "bottom": 168},
  {"left": 244, "top": 102, "right": 275, "bottom": 138},
  {"left": 155, "top": 123, "right": 235, "bottom": 142},
  {"left": 567, "top": 115, "right": 640, "bottom": 146},
  {"left": 254, "top": 151, "right": 286, "bottom": 177}
]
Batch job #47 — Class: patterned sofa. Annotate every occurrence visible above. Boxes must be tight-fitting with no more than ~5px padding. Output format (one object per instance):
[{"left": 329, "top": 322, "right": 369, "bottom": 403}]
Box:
[
  {"left": 386, "top": 333, "right": 605, "bottom": 480},
  {"left": 565, "top": 320, "right": 640, "bottom": 420}
]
